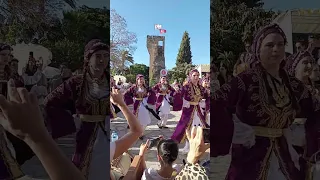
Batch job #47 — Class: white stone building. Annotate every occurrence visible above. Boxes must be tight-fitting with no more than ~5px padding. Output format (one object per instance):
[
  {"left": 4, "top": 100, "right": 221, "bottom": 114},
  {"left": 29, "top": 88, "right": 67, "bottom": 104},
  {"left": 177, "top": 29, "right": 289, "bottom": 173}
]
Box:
[{"left": 195, "top": 64, "right": 210, "bottom": 78}]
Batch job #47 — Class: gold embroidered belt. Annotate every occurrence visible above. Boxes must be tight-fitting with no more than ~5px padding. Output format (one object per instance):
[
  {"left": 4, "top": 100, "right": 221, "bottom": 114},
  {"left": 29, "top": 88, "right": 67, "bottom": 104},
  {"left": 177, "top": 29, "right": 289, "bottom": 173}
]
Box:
[
  {"left": 79, "top": 114, "right": 105, "bottom": 122},
  {"left": 159, "top": 93, "right": 167, "bottom": 95},
  {"left": 189, "top": 101, "right": 199, "bottom": 106},
  {"left": 252, "top": 126, "right": 283, "bottom": 138},
  {"left": 135, "top": 98, "right": 143, "bottom": 100}
]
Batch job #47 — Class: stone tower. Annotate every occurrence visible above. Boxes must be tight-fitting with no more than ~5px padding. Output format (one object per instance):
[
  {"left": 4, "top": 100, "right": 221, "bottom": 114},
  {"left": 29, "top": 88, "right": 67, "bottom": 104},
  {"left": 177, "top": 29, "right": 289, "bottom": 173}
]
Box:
[{"left": 147, "top": 35, "right": 165, "bottom": 84}]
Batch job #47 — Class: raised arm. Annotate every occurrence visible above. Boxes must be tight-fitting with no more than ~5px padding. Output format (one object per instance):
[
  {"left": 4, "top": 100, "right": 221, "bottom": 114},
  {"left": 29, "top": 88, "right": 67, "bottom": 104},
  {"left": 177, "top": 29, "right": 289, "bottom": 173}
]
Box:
[
  {"left": 211, "top": 76, "right": 245, "bottom": 157},
  {"left": 43, "top": 76, "right": 80, "bottom": 139}
]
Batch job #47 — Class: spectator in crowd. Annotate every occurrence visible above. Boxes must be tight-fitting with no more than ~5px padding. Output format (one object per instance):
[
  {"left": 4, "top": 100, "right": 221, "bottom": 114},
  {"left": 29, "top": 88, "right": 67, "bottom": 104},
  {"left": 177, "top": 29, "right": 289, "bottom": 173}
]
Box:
[{"left": 140, "top": 138, "right": 182, "bottom": 180}]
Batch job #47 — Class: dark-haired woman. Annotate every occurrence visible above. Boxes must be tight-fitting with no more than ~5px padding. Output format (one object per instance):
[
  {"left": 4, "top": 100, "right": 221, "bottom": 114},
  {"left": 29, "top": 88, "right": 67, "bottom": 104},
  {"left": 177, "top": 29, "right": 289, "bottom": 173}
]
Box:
[
  {"left": 152, "top": 75, "right": 178, "bottom": 128},
  {"left": 44, "top": 39, "right": 110, "bottom": 179},
  {"left": 123, "top": 74, "right": 156, "bottom": 139},
  {"left": 140, "top": 138, "right": 181, "bottom": 180},
  {"left": 211, "top": 24, "right": 320, "bottom": 180},
  {"left": 217, "top": 63, "right": 232, "bottom": 86}
]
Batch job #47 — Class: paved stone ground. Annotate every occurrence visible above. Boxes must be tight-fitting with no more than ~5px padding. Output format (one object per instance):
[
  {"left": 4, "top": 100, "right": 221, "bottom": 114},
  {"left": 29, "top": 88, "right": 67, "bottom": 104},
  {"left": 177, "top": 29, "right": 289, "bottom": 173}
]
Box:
[
  {"left": 20, "top": 134, "right": 75, "bottom": 179},
  {"left": 20, "top": 105, "right": 231, "bottom": 179}
]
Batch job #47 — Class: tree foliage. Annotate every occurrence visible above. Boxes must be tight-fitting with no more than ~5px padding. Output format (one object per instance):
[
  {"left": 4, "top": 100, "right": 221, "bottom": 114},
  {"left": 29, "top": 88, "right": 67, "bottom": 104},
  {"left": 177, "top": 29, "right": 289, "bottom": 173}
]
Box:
[
  {"left": 168, "top": 31, "right": 195, "bottom": 84},
  {"left": 110, "top": 9, "right": 137, "bottom": 72},
  {"left": 124, "top": 63, "right": 149, "bottom": 84},
  {"left": 176, "top": 31, "right": 192, "bottom": 65},
  {"left": 41, "top": 6, "right": 109, "bottom": 70},
  {"left": 0, "top": 0, "right": 77, "bottom": 44},
  {"left": 211, "top": 0, "right": 277, "bottom": 69},
  {"left": 168, "top": 63, "right": 194, "bottom": 84}
]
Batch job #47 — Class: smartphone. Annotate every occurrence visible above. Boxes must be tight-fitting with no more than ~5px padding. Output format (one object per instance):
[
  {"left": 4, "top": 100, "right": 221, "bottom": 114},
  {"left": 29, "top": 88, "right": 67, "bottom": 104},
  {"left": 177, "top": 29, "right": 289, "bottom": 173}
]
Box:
[
  {"left": 203, "top": 128, "right": 210, "bottom": 143},
  {"left": 147, "top": 137, "right": 162, "bottom": 149}
]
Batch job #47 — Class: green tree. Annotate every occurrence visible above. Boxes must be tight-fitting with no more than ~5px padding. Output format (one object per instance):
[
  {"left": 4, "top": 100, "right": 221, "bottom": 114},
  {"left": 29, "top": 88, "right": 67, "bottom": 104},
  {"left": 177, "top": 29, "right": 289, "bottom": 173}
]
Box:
[
  {"left": 123, "top": 63, "right": 149, "bottom": 84},
  {"left": 168, "top": 63, "right": 194, "bottom": 84},
  {"left": 216, "top": 0, "right": 264, "bottom": 8},
  {"left": 41, "top": 6, "right": 109, "bottom": 70},
  {"left": 0, "top": 0, "right": 77, "bottom": 44},
  {"left": 176, "top": 31, "right": 192, "bottom": 65},
  {"left": 211, "top": 0, "right": 275, "bottom": 69},
  {"left": 125, "top": 74, "right": 136, "bottom": 84},
  {"left": 128, "top": 63, "right": 149, "bottom": 79}
]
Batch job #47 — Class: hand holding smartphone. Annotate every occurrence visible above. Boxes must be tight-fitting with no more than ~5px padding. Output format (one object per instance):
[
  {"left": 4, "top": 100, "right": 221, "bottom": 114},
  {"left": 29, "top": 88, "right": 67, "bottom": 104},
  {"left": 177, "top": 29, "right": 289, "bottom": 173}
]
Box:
[{"left": 147, "top": 136, "right": 163, "bottom": 149}]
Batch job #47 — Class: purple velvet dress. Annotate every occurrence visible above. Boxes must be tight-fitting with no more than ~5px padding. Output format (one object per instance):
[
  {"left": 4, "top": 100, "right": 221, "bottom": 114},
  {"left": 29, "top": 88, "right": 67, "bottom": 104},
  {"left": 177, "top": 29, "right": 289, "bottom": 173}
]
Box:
[
  {"left": 123, "top": 85, "right": 156, "bottom": 113},
  {"left": 152, "top": 83, "right": 176, "bottom": 112},
  {"left": 211, "top": 65, "right": 320, "bottom": 180},
  {"left": 44, "top": 75, "right": 110, "bottom": 178},
  {"left": 171, "top": 82, "right": 209, "bottom": 143}
]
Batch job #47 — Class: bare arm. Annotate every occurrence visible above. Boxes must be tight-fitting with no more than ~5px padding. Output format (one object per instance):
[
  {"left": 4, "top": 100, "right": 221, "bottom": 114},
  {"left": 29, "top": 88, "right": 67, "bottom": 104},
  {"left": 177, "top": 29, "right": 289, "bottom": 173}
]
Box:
[
  {"left": 25, "top": 133, "right": 85, "bottom": 180},
  {"left": 113, "top": 103, "right": 143, "bottom": 159}
]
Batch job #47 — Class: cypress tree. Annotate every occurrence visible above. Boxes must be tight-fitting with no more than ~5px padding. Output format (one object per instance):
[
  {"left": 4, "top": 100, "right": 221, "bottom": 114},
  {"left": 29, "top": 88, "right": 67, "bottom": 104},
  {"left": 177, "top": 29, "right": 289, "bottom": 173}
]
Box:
[{"left": 176, "top": 31, "right": 192, "bottom": 65}]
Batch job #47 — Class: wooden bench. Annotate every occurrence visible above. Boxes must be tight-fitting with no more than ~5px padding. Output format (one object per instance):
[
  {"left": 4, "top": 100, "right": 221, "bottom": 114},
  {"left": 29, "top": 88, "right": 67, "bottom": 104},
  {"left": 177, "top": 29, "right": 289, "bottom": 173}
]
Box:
[{"left": 123, "top": 155, "right": 146, "bottom": 180}]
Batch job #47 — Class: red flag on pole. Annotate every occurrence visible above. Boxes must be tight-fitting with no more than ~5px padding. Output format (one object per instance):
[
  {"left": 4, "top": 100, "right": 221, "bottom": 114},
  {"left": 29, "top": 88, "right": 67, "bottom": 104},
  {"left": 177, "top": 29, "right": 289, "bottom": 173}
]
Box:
[{"left": 159, "top": 29, "right": 167, "bottom": 34}]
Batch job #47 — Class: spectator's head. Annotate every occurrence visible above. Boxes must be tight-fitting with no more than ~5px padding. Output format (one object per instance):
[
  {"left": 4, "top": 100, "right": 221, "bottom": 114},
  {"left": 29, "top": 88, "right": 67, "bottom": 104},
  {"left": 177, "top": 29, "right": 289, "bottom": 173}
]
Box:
[
  {"left": 295, "top": 41, "right": 307, "bottom": 52},
  {"left": 219, "top": 62, "right": 228, "bottom": 76},
  {"left": 160, "top": 76, "right": 167, "bottom": 84},
  {"left": 10, "top": 58, "right": 19, "bottom": 73},
  {"left": 310, "top": 64, "right": 320, "bottom": 82},
  {"left": 157, "top": 139, "right": 178, "bottom": 166},
  {"left": 0, "top": 43, "right": 11, "bottom": 66}
]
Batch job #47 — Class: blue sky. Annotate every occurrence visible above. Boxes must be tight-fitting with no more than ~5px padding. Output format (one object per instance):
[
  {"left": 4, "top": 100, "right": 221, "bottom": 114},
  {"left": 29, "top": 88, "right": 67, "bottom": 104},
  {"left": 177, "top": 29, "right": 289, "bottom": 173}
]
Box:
[
  {"left": 109, "top": 0, "right": 210, "bottom": 69},
  {"left": 78, "top": 0, "right": 320, "bottom": 69}
]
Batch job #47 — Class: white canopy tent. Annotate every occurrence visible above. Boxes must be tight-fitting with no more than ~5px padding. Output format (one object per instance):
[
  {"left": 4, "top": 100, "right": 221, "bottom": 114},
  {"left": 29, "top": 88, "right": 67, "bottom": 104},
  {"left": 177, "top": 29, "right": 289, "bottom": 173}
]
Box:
[
  {"left": 114, "top": 75, "right": 127, "bottom": 84},
  {"left": 273, "top": 9, "right": 320, "bottom": 54},
  {"left": 42, "top": 66, "right": 61, "bottom": 79},
  {"left": 11, "top": 43, "right": 53, "bottom": 75}
]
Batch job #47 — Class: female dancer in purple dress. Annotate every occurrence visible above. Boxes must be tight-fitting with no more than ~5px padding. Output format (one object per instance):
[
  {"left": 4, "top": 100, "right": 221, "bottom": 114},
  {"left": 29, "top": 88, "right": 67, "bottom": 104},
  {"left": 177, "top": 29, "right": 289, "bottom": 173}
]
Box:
[
  {"left": 123, "top": 74, "right": 156, "bottom": 139},
  {"left": 200, "top": 77, "right": 210, "bottom": 126},
  {"left": 44, "top": 39, "right": 110, "bottom": 180},
  {"left": 152, "top": 75, "right": 177, "bottom": 128},
  {"left": 211, "top": 24, "right": 320, "bottom": 180},
  {"left": 171, "top": 69, "right": 209, "bottom": 153}
]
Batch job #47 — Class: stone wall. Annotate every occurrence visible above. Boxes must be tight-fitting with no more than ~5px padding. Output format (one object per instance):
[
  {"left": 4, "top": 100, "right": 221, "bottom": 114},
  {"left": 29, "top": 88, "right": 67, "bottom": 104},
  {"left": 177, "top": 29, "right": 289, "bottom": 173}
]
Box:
[{"left": 147, "top": 35, "right": 165, "bottom": 84}]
